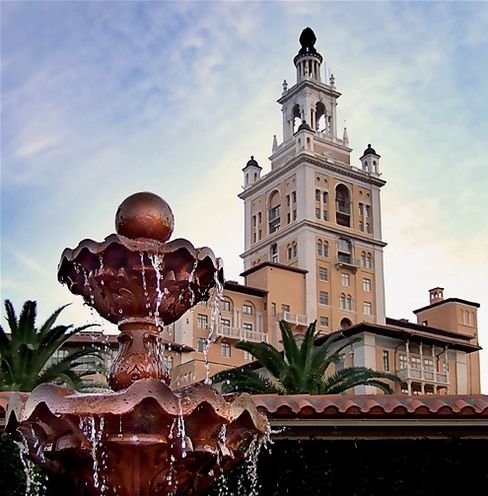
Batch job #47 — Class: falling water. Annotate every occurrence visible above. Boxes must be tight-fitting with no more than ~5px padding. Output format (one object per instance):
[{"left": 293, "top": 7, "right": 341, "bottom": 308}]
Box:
[
  {"left": 16, "top": 435, "right": 45, "bottom": 496},
  {"left": 139, "top": 252, "right": 151, "bottom": 314},
  {"left": 79, "top": 416, "right": 107, "bottom": 494},
  {"left": 203, "top": 271, "right": 225, "bottom": 384}
]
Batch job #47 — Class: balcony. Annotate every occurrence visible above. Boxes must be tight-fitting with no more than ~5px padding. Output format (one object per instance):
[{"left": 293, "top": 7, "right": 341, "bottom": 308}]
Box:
[
  {"left": 280, "top": 311, "right": 308, "bottom": 326},
  {"left": 217, "top": 325, "right": 266, "bottom": 343},
  {"left": 397, "top": 367, "right": 449, "bottom": 385},
  {"left": 335, "top": 256, "right": 360, "bottom": 272}
]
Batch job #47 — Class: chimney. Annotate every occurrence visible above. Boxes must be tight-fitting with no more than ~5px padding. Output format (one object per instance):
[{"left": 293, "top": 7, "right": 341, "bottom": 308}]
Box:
[{"left": 429, "top": 287, "right": 444, "bottom": 304}]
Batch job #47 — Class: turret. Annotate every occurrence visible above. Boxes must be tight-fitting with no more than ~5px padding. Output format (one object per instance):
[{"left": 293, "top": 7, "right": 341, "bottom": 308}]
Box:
[
  {"left": 242, "top": 156, "right": 262, "bottom": 189},
  {"left": 360, "top": 144, "right": 381, "bottom": 174}
]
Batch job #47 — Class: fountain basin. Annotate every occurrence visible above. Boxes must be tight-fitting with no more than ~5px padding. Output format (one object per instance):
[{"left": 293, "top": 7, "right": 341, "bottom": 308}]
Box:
[{"left": 6, "top": 379, "right": 269, "bottom": 496}]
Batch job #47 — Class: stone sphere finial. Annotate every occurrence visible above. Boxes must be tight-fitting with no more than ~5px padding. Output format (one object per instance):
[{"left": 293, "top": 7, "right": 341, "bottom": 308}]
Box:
[{"left": 115, "top": 192, "right": 175, "bottom": 242}]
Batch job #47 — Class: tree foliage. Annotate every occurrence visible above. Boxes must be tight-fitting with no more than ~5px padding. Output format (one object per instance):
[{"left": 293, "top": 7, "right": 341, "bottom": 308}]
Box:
[
  {"left": 0, "top": 299, "right": 104, "bottom": 392},
  {"left": 212, "top": 320, "right": 400, "bottom": 395}
]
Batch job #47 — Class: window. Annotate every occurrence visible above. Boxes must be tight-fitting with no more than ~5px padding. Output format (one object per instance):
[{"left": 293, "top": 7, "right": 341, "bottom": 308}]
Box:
[
  {"left": 323, "top": 192, "right": 328, "bottom": 203},
  {"left": 197, "top": 338, "right": 206, "bottom": 353},
  {"left": 365, "top": 223, "right": 370, "bottom": 233},
  {"left": 424, "top": 358, "right": 434, "bottom": 371},
  {"left": 366, "top": 253, "right": 373, "bottom": 268},
  {"left": 252, "top": 215, "right": 256, "bottom": 227},
  {"left": 341, "top": 273, "right": 350, "bottom": 287},
  {"left": 317, "top": 240, "right": 323, "bottom": 256},
  {"left": 287, "top": 245, "right": 293, "bottom": 259},
  {"left": 292, "top": 192, "right": 296, "bottom": 203},
  {"left": 286, "top": 195, "right": 291, "bottom": 207},
  {"left": 320, "top": 316, "right": 329, "bottom": 327},
  {"left": 315, "top": 207, "right": 321, "bottom": 219},
  {"left": 399, "top": 354, "right": 407, "bottom": 369},
  {"left": 323, "top": 210, "right": 328, "bottom": 221},
  {"left": 411, "top": 356, "right": 421, "bottom": 369},
  {"left": 319, "top": 266, "right": 328, "bottom": 281},
  {"left": 319, "top": 291, "right": 329, "bottom": 305},
  {"left": 315, "top": 189, "right": 321, "bottom": 201},
  {"left": 197, "top": 314, "right": 208, "bottom": 330},
  {"left": 244, "top": 350, "right": 253, "bottom": 361},
  {"left": 221, "top": 318, "right": 231, "bottom": 328},
  {"left": 363, "top": 278, "right": 371, "bottom": 292},
  {"left": 337, "top": 238, "right": 352, "bottom": 264},
  {"left": 243, "top": 322, "right": 253, "bottom": 339},
  {"left": 293, "top": 243, "right": 297, "bottom": 257},
  {"left": 292, "top": 209, "right": 297, "bottom": 220},
  {"left": 221, "top": 343, "right": 231, "bottom": 357},
  {"left": 336, "top": 354, "right": 345, "bottom": 371},
  {"left": 323, "top": 241, "right": 329, "bottom": 257},
  {"left": 270, "top": 243, "right": 278, "bottom": 263},
  {"left": 340, "top": 294, "right": 352, "bottom": 310},
  {"left": 383, "top": 351, "right": 389, "bottom": 371},
  {"left": 269, "top": 205, "right": 280, "bottom": 221},
  {"left": 282, "top": 304, "right": 290, "bottom": 312},
  {"left": 221, "top": 299, "right": 231, "bottom": 312},
  {"left": 335, "top": 184, "right": 351, "bottom": 227},
  {"left": 243, "top": 304, "right": 253, "bottom": 315},
  {"left": 258, "top": 212, "right": 262, "bottom": 223},
  {"left": 271, "top": 303, "right": 276, "bottom": 316},
  {"left": 287, "top": 212, "right": 291, "bottom": 224},
  {"left": 363, "top": 302, "right": 372, "bottom": 315}
]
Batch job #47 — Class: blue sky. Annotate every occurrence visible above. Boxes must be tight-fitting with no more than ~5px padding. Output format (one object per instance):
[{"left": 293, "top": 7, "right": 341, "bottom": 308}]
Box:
[{"left": 1, "top": 1, "right": 487, "bottom": 390}]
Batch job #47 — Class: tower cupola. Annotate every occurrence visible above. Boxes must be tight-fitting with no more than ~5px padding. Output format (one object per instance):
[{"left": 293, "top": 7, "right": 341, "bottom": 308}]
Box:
[
  {"left": 294, "top": 27, "right": 323, "bottom": 83},
  {"left": 242, "top": 155, "right": 262, "bottom": 189},
  {"left": 360, "top": 144, "right": 381, "bottom": 175}
]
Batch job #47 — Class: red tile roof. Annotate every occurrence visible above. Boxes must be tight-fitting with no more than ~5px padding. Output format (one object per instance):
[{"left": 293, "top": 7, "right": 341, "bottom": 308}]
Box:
[{"left": 253, "top": 394, "right": 488, "bottom": 418}]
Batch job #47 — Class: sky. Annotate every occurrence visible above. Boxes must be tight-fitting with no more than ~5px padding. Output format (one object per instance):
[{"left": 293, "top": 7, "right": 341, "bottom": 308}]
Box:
[{"left": 1, "top": 1, "right": 487, "bottom": 391}]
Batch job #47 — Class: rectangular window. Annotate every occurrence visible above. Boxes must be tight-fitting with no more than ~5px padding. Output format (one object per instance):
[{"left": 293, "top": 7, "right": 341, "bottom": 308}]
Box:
[
  {"left": 424, "top": 358, "right": 434, "bottom": 371},
  {"left": 399, "top": 354, "right": 407, "bottom": 369},
  {"left": 282, "top": 304, "right": 290, "bottom": 312},
  {"left": 320, "top": 316, "right": 329, "bottom": 327},
  {"left": 258, "top": 212, "right": 262, "bottom": 223},
  {"left": 292, "top": 192, "right": 296, "bottom": 203},
  {"left": 197, "top": 314, "right": 208, "bottom": 330},
  {"left": 363, "top": 302, "right": 372, "bottom": 315},
  {"left": 319, "top": 266, "right": 328, "bottom": 281},
  {"left": 243, "top": 304, "right": 253, "bottom": 315},
  {"left": 269, "top": 206, "right": 280, "bottom": 221},
  {"left": 287, "top": 212, "right": 291, "bottom": 224},
  {"left": 323, "top": 210, "right": 328, "bottom": 221},
  {"left": 292, "top": 210, "right": 297, "bottom": 220},
  {"left": 383, "top": 350, "right": 389, "bottom": 371},
  {"left": 243, "top": 322, "right": 253, "bottom": 340},
  {"left": 363, "top": 278, "right": 371, "bottom": 292},
  {"left": 221, "top": 318, "right": 231, "bottom": 328},
  {"left": 221, "top": 299, "right": 231, "bottom": 312},
  {"left": 244, "top": 350, "right": 253, "bottom": 361},
  {"left": 319, "top": 291, "right": 329, "bottom": 305},
  {"left": 197, "top": 338, "right": 206, "bottom": 353},
  {"left": 341, "top": 273, "right": 350, "bottom": 287},
  {"left": 221, "top": 343, "right": 231, "bottom": 357},
  {"left": 315, "top": 207, "right": 321, "bottom": 219},
  {"left": 252, "top": 215, "right": 256, "bottom": 227},
  {"left": 411, "top": 356, "right": 421, "bottom": 369},
  {"left": 253, "top": 232, "right": 256, "bottom": 243},
  {"left": 271, "top": 303, "right": 276, "bottom": 316}
]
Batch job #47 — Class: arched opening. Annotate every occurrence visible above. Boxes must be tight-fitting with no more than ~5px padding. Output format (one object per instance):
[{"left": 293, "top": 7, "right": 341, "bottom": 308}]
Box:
[
  {"left": 292, "top": 104, "right": 301, "bottom": 134},
  {"left": 315, "top": 102, "right": 326, "bottom": 131},
  {"left": 268, "top": 190, "right": 281, "bottom": 234},
  {"left": 335, "top": 184, "right": 351, "bottom": 227},
  {"left": 340, "top": 318, "right": 352, "bottom": 329}
]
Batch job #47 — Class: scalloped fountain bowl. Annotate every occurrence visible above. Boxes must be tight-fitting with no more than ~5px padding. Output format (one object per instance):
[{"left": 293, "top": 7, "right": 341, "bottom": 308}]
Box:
[{"left": 6, "top": 192, "right": 269, "bottom": 495}]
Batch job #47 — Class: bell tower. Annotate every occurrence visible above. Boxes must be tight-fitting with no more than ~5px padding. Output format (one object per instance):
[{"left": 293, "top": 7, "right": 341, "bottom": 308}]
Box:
[{"left": 239, "top": 28, "right": 387, "bottom": 332}]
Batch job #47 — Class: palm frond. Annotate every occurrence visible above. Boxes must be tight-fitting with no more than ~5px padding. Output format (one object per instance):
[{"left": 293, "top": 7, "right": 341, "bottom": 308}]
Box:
[
  {"left": 212, "top": 368, "right": 283, "bottom": 394},
  {"left": 235, "top": 341, "right": 285, "bottom": 380}
]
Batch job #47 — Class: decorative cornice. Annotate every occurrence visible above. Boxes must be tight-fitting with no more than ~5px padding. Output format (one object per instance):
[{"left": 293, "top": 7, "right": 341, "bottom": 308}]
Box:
[{"left": 278, "top": 79, "right": 341, "bottom": 104}]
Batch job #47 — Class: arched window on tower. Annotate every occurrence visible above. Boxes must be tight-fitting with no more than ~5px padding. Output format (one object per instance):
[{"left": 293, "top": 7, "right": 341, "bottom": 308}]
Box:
[
  {"left": 268, "top": 190, "right": 281, "bottom": 233},
  {"left": 292, "top": 104, "right": 301, "bottom": 134},
  {"left": 315, "top": 102, "right": 326, "bottom": 132},
  {"left": 335, "top": 184, "right": 351, "bottom": 227}
]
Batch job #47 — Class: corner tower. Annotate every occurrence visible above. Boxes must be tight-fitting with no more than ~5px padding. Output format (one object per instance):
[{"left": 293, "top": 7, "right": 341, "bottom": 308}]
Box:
[{"left": 239, "top": 28, "right": 387, "bottom": 333}]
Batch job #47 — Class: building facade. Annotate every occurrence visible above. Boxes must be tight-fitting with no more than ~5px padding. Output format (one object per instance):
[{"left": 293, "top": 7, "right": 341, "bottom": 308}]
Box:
[{"left": 54, "top": 28, "right": 482, "bottom": 396}]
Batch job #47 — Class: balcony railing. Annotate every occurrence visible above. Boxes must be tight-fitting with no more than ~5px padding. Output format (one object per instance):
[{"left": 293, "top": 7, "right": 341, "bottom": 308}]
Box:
[
  {"left": 280, "top": 311, "right": 308, "bottom": 326},
  {"left": 397, "top": 367, "right": 449, "bottom": 385},
  {"left": 217, "top": 325, "right": 265, "bottom": 343},
  {"left": 335, "top": 257, "right": 360, "bottom": 270}
]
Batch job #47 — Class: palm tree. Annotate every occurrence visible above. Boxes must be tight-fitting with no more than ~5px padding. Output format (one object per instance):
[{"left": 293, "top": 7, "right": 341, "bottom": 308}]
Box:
[
  {"left": 0, "top": 299, "right": 105, "bottom": 392},
  {"left": 212, "top": 320, "right": 400, "bottom": 395}
]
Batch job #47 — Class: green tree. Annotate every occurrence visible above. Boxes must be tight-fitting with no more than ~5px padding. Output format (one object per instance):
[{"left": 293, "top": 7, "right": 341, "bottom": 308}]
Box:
[
  {"left": 0, "top": 299, "right": 104, "bottom": 392},
  {"left": 212, "top": 320, "right": 400, "bottom": 394}
]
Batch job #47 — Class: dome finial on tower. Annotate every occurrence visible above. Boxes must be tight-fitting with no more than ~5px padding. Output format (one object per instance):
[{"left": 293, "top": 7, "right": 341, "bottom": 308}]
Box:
[{"left": 299, "top": 27, "right": 317, "bottom": 54}]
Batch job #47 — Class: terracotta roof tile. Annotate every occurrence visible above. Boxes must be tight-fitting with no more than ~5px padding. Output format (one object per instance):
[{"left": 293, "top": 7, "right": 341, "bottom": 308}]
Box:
[{"left": 253, "top": 394, "right": 488, "bottom": 418}]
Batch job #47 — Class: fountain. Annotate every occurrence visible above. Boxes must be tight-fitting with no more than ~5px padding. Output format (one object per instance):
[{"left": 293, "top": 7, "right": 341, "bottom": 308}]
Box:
[{"left": 5, "top": 192, "right": 269, "bottom": 495}]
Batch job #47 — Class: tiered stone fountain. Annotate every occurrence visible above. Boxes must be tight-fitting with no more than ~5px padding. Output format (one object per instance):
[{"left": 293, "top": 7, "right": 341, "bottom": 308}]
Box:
[{"left": 6, "top": 192, "right": 268, "bottom": 496}]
